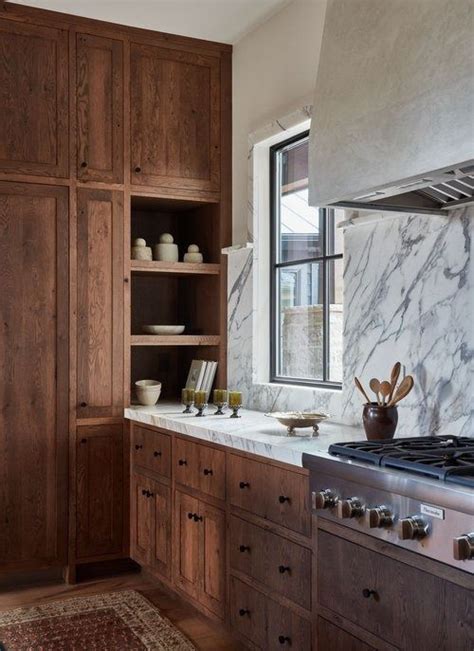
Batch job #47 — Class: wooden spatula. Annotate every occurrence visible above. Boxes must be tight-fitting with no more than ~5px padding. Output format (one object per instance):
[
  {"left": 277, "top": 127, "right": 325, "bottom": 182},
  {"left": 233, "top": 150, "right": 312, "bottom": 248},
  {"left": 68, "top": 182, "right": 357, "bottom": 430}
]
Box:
[
  {"left": 354, "top": 377, "right": 371, "bottom": 404},
  {"left": 388, "top": 375, "right": 414, "bottom": 406},
  {"left": 388, "top": 361, "right": 401, "bottom": 402}
]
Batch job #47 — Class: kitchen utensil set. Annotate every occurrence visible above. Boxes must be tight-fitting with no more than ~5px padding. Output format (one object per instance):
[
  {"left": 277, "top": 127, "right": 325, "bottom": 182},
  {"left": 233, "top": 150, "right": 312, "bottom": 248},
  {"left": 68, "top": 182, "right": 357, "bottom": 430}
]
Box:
[{"left": 355, "top": 363, "right": 414, "bottom": 407}]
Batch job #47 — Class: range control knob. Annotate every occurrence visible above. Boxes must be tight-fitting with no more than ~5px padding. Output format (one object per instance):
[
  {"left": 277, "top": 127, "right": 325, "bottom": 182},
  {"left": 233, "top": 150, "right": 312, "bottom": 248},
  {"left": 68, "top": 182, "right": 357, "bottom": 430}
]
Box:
[
  {"left": 338, "top": 497, "right": 365, "bottom": 519},
  {"left": 366, "top": 505, "right": 394, "bottom": 529},
  {"left": 398, "top": 516, "right": 429, "bottom": 540},
  {"left": 312, "top": 489, "right": 338, "bottom": 510},
  {"left": 453, "top": 533, "right": 474, "bottom": 561}
]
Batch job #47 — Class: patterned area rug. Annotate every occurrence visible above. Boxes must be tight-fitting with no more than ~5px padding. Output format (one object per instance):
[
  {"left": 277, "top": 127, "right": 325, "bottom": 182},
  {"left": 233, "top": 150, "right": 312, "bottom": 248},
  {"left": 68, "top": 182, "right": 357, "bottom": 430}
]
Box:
[{"left": 0, "top": 590, "right": 196, "bottom": 650}]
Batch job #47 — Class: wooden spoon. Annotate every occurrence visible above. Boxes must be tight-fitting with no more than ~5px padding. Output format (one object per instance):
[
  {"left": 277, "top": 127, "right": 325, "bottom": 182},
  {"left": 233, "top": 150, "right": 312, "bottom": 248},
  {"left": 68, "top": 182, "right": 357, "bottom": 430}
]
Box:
[
  {"left": 369, "top": 378, "right": 382, "bottom": 405},
  {"left": 354, "top": 377, "right": 371, "bottom": 404},
  {"left": 379, "top": 381, "right": 392, "bottom": 406},
  {"left": 388, "top": 375, "right": 414, "bottom": 406},
  {"left": 388, "top": 361, "right": 401, "bottom": 402}
]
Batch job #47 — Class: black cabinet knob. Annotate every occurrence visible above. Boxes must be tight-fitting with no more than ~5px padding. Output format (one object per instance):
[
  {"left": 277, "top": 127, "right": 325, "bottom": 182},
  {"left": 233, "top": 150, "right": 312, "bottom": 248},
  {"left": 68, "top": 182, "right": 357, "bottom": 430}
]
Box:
[
  {"left": 80, "top": 401, "right": 87, "bottom": 408},
  {"left": 362, "top": 588, "right": 378, "bottom": 600},
  {"left": 203, "top": 468, "right": 213, "bottom": 476},
  {"left": 278, "top": 636, "right": 291, "bottom": 645},
  {"left": 239, "top": 481, "right": 250, "bottom": 489},
  {"left": 135, "top": 444, "right": 143, "bottom": 450},
  {"left": 142, "top": 489, "right": 147, "bottom": 496},
  {"left": 178, "top": 459, "right": 187, "bottom": 466},
  {"left": 239, "top": 545, "right": 250, "bottom": 553},
  {"left": 134, "top": 165, "right": 141, "bottom": 173},
  {"left": 80, "top": 161, "right": 87, "bottom": 168},
  {"left": 124, "top": 277, "right": 129, "bottom": 283},
  {"left": 278, "top": 495, "right": 290, "bottom": 504},
  {"left": 278, "top": 565, "right": 290, "bottom": 574},
  {"left": 153, "top": 451, "right": 162, "bottom": 457},
  {"left": 147, "top": 491, "right": 154, "bottom": 498},
  {"left": 239, "top": 609, "right": 250, "bottom": 617},
  {"left": 80, "top": 438, "right": 87, "bottom": 444},
  {"left": 187, "top": 512, "right": 194, "bottom": 519},
  {"left": 193, "top": 514, "right": 203, "bottom": 522}
]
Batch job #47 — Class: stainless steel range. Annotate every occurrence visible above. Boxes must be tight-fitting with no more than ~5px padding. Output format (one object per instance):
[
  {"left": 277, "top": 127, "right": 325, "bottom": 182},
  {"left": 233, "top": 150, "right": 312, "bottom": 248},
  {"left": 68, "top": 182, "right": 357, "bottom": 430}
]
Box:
[{"left": 303, "top": 435, "right": 474, "bottom": 573}]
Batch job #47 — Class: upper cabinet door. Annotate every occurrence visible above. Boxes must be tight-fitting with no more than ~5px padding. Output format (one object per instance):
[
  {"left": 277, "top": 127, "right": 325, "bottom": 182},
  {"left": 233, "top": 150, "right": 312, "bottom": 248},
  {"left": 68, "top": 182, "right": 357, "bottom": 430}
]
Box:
[
  {"left": 76, "top": 189, "right": 124, "bottom": 419},
  {"left": 76, "top": 33, "right": 124, "bottom": 183},
  {"left": 130, "top": 43, "right": 220, "bottom": 192},
  {"left": 0, "top": 20, "right": 68, "bottom": 178}
]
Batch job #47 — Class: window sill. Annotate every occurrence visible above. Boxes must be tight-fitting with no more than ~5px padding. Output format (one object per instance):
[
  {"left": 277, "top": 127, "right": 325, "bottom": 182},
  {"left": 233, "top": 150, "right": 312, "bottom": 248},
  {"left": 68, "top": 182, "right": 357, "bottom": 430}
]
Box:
[{"left": 253, "top": 380, "right": 342, "bottom": 394}]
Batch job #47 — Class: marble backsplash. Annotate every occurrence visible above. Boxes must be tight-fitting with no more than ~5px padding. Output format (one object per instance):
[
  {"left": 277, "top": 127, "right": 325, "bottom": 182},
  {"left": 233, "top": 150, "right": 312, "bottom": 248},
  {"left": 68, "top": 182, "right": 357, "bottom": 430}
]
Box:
[{"left": 227, "top": 206, "right": 473, "bottom": 437}]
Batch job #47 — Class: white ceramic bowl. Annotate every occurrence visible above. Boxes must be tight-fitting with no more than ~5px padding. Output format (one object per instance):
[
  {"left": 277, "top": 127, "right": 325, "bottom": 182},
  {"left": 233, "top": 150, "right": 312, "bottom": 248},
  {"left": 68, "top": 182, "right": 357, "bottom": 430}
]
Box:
[
  {"left": 142, "top": 325, "right": 185, "bottom": 335},
  {"left": 135, "top": 379, "right": 162, "bottom": 406}
]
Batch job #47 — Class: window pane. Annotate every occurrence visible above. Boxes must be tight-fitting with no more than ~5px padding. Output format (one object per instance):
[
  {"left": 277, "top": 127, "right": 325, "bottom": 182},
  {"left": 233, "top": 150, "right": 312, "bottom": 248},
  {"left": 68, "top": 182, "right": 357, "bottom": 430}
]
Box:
[
  {"left": 278, "top": 139, "right": 323, "bottom": 263},
  {"left": 327, "top": 208, "right": 345, "bottom": 255},
  {"left": 277, "top": 262, "right": 324, "bottom": 381},
  {"left": 328, "top": 258, "right": 343, "bottom": 382}
]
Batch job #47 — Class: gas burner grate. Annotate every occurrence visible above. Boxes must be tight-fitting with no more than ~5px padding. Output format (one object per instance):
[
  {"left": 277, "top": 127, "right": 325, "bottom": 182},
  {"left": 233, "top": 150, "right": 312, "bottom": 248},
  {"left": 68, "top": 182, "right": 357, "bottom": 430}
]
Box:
[{"left": 329, "top": 435, "right": 474, "bottom": 486}]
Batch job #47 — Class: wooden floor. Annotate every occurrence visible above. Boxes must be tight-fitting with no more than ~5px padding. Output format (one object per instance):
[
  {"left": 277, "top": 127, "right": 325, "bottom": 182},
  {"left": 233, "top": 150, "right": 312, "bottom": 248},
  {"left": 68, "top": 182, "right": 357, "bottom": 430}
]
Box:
[{"left": 0, "top": 571, "right": 243, "bottom": 651}]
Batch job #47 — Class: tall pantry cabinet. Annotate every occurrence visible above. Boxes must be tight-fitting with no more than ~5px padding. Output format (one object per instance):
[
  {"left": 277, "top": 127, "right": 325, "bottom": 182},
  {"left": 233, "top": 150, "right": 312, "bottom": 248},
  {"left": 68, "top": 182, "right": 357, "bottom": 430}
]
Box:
[{"left": 0, "top": 2, "right": 231, "bottom": 580}]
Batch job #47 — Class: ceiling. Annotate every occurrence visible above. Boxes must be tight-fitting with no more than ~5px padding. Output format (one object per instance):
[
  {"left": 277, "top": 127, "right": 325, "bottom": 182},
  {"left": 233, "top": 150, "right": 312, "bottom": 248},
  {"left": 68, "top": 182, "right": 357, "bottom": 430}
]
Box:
[{"left": 7, "top": 0, "right": 290, "bottom": 43}]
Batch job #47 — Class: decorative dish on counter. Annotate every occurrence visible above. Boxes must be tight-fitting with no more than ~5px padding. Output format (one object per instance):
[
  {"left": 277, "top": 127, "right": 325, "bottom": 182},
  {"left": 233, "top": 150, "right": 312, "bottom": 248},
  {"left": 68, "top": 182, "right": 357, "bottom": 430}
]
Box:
[
  {"left": 142, "top": 325, "right": 185, "bottom": 335},
  {"left": 265, "top": 411, "right": 330, "bottom": 436}
]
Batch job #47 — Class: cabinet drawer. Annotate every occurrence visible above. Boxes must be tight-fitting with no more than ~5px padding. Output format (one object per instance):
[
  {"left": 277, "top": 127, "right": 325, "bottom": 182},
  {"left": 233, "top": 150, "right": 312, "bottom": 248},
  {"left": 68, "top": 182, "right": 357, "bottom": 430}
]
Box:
[
  {"left": 132, "top": 426, "right": 171, "bottom": 478},
  {"left": 174, "top": 437, "right": 225, "bottom": 500},
  {"left": 318, "top": 530, "right": 474, "bottom": 649},
  {"left": 228, "top": 454, "right": 310, "bottom": 536},
  {"left": 317, "top": 618, "right": 374, "bottom": 651},
  {"left": 230, "top": 516, "right": 311, "bottom": 610},
  {"left": 230, "top": 577, "right": 311, "bottom": 650}
]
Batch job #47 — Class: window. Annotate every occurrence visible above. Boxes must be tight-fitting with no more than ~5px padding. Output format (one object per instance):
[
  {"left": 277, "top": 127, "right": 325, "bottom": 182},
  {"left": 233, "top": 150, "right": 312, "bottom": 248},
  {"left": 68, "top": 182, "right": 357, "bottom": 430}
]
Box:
[{"left": 270, "top": 131, "right": 343, "bottom": 388}]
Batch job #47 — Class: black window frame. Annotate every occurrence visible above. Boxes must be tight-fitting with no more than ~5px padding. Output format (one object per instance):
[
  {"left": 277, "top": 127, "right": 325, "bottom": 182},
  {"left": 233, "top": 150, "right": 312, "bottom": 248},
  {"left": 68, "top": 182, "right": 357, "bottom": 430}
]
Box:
[{"left": 269, "top": 130, "right": 343, "bottom": 390}]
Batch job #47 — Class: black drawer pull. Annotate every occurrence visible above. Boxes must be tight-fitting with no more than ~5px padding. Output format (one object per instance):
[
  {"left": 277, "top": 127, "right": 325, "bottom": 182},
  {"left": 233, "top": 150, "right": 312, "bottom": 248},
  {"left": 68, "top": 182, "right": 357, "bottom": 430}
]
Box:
[
  {"left": 134, "top": 165, "right": 141, "bottom": 173},
  {"left": 80, "top": 401, "right": 87, "bottom": 408},
  {"left": 178, "top": 459, "right": 187, "bottom": 466},
  {"left": 153, "top": 451, "right": 162, "bottom": 457},
  {"left": 80, "top": 161, "right": 87, "bottom": 168},
  {"left": 135, "top": 444, "right": 143, "bottom": 450},
  {"left": 278, "top": 565, "right": 291, "bottom": 574},
  {"left": 193, "top": 514, "right": 203, "bottom": 522},
  {"left": 80, "top": 438, "right": 87, "bottom": 444},
  {"left": 142, "top": 489, "right": 147, "bottom": 496},
  {"left": 187, "top": 512, "right": 194, "bottom": 519},
  {"left": 147, "top": 491, "right": 154, "bottom": 498},
  {"left": 239, "top": 609, "right": 250, "bottom": 617},
  {"left": 278, "top": 635, "right": 291, "bottom": 645},
  {"left": 362, "top": 588, "right": 378, "bottom": 600},
  {"left": 278, "top": 495, "right": 290, "bottom": 504},
  {"left": 203, "top": 468, "right": 213, "bottom": 476},
  {"left": 239, "top": 545, "right": 250, "bottom": 553},
  {"left": 239, "top": 481, "right": 250, "bottom": 489}
]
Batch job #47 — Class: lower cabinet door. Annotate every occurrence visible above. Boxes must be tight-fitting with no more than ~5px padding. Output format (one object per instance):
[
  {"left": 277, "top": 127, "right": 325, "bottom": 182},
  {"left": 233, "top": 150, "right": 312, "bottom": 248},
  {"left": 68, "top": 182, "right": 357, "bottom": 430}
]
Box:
[
  {"left": 267, "top": 599, "right": 311, "bottom": 650},
  {"left": 200, "top": 502, "right": 226, "bottom": 617},
  {"left": 317, "top": 618, "right": 374, "bottom": 651},
  {"left": 151, "top": 480, "right": 171, "bottom": 580},
  {"left": 230, "top": 576, "right": 267, "bottom": 649},
  {"left": 174, "top": 491, "right": 201, "bottom": 600},
  {"left": 130, "top": 472, "right": 154, "bottom": 566},
  {"left": 76, "top": 425, "right": 123, "bottom": 560}
]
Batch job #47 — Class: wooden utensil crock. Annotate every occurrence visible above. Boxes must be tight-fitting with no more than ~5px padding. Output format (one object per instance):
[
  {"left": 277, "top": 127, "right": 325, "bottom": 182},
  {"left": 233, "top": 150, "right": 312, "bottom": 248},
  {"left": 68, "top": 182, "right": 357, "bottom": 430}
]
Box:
[{"left": 363, "top": 403, "right": 398, "bottom": 440}]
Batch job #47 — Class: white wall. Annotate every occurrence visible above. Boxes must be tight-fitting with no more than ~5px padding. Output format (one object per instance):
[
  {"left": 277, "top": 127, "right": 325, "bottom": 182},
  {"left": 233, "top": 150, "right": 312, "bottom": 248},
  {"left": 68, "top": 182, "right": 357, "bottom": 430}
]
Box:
[{"left": 232, "top": 0, "right": 327, "bottom": 244}]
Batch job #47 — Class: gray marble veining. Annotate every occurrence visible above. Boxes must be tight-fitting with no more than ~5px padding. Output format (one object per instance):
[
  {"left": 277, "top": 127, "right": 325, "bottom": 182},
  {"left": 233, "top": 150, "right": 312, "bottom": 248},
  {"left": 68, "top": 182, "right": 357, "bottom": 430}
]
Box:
[{"left": 125, "top": 403, "right": 365, "bottom": 468}]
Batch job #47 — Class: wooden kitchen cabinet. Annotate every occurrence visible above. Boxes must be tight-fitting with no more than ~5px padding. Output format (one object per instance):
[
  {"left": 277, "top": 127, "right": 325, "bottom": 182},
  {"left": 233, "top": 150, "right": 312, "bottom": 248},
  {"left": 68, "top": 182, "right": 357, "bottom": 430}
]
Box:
[
  {"left": 0, "top": 182, "right": 69, "bottom": 570},
  {"left": 75, "top": 425, "right": 124, "bottom": 560},
  {"left": 130, "top": 472, "right": 171, "bottom": 579},
  {"left": 76, "top": 188, "right": 124, "bottom": 419},
  {"left": 0, "top": 19, "right": 68, "bottom": 178},
  {"left": 174, "top": 490, "right": 226, "bottom": 618},
  {"left": 76, "top": 32, "right": 124, "bottom": 183},
  {"left": 175, "top": 437, "right": 225, "bottom": 500},
  {"left": 130, "top": 42, "right": 221, "bottom": 192},
  {"left": 316, "top": 618, "right": 375, "bottom": 651}
]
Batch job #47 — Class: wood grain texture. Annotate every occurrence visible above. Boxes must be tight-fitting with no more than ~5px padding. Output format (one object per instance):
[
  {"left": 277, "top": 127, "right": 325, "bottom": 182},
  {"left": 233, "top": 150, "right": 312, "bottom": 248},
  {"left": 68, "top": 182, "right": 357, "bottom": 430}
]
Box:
[
  {"left": 130, "top": 43, "right": 220, "bottom": 192},
  {"left": 130, "top": 472, "right": 154, "bottom": 567},
  {"left": 131, "top": 260, "right": 220, "bottom": 276},
  {"left": 317, "top": 530, "right": 474, "bottom": 650},
  {"left": 131, "top": 334, "right": 220, "bottom": 346},
  {"left": 76, "top": 32, "right": 124, "bottom": 183},
  {"left": 0, "top": 19, "right": 68, "bottom": 177},
  {"left": 77, "top": 188, "right": 124, "bottom": 418},
  {"left": 0, "top": 182, "right": 68, "bottom": 570},
  {"left": 174, "top": 490, "right": 201, "bottom": 601},
  {"left": 317, "top": 618, "right": 374, "bottom": 651},
  {"left": 200, "top": 500, "right": 226, "bottom": 618},
  {"left": 151, "top": 479, "right": 171, "bottom": 580},
  {"left": 75, "top": 425, "right": 123, "bottom": 560}
]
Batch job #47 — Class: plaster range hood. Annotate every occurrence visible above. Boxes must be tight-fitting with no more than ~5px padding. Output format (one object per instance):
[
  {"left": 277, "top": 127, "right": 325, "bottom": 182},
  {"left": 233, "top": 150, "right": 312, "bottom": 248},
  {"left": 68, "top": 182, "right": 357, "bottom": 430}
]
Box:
[{"left": 308, "top": 0, "right": 474, "bottom": 216}]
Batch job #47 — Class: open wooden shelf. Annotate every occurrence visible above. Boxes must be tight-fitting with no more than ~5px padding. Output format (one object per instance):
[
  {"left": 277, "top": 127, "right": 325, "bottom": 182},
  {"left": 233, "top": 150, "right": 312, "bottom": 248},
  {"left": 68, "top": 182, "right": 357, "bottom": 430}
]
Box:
[
  {"left": 131, "top": 335, "right": 221, "bottom": 347},
  {"left": 131, "top": 259, "right": 220, "bottom": 276}
]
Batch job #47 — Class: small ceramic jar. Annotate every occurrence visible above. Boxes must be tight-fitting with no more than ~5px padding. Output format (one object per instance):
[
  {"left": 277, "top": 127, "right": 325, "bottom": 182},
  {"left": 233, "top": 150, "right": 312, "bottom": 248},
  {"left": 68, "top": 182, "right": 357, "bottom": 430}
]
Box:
[
  {"left": 153, "top": 233, "right": 179, "bottom": 262},
  {"left": 131, "top": 237, "right": 152, "bottom": 261},
  {"left": 183, "top": 244, "right": 203, "bottom": 263}
]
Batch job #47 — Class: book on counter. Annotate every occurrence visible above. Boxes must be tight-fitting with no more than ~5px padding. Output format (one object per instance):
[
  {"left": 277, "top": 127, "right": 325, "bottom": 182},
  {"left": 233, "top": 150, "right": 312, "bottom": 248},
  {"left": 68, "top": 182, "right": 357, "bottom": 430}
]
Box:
[{"left": 185, "top": 359, "right": 218, "bottom": 395}]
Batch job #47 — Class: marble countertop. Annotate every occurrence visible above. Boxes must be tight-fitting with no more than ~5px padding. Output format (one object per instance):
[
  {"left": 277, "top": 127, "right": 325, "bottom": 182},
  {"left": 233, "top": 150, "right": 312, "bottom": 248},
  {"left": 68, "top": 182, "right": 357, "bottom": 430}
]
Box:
[{"left": 124, "top": 402, "right": 366, "bottom": 467}]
